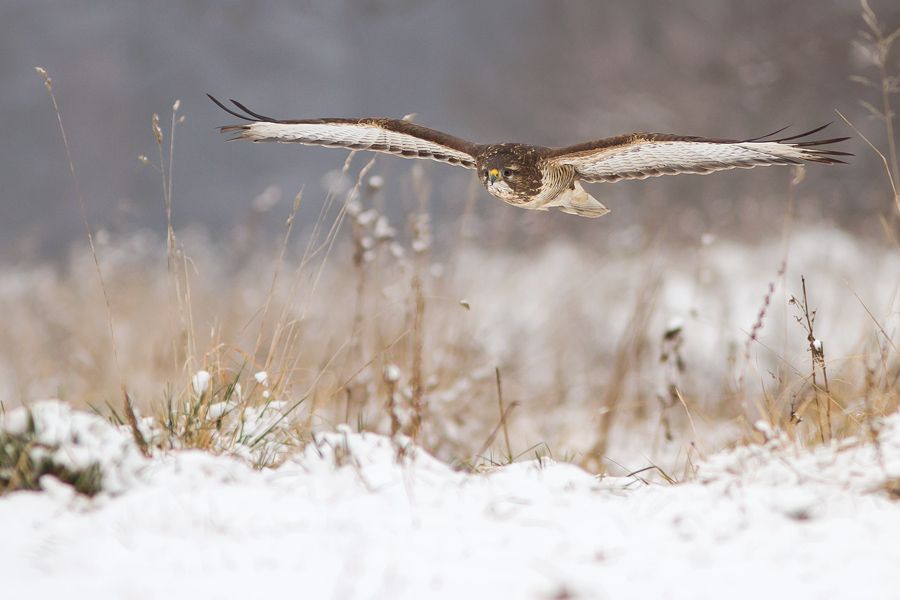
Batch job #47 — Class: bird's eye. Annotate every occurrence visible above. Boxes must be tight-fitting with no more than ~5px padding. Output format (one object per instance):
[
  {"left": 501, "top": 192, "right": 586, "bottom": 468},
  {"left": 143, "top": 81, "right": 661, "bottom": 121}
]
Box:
[{"left": 503, "top": 169, "right": 513, "bottom": 178}]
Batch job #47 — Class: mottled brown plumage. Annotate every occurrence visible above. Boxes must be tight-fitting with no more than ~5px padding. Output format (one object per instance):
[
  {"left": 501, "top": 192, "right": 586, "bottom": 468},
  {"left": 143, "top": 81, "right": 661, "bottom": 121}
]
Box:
[{"left": 209, "top": 95, "right": 850, "bottom": 219}]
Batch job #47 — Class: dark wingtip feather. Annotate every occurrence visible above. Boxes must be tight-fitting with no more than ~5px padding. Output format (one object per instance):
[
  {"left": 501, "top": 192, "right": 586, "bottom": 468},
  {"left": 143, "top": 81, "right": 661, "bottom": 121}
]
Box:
[
  {"left": 208, "top": 93, "right": 259, "bottom": 122},
  {"left": 805, "top": 148, "right": 854, "bottom": 157},
  {"left": 794, "top": 136, "right": 851, "bottom": 147},
  {"left": 768, "top": 123, "right": 852, "bottom": 165},
  {"left": 743, "top": 125, "right": 792, "bottom": 142},
  {"left": 773, "top": 122, "right": 832, "bottom": 143},
  {"left": 809, "top": 156, "right": 849, "bottom": 165},
  {"left": 229, "top": 99, "right": 277, "bottom": 123}
]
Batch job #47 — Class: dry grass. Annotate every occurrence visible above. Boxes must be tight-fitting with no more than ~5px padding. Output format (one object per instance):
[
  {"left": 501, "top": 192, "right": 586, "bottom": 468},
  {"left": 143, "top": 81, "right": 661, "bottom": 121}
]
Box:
[
  {"left": 4, "top": 204, "right": 897, "bottom": 478},
  {"left": 4, "top": 3, "right": 899, "bottom": 480}
]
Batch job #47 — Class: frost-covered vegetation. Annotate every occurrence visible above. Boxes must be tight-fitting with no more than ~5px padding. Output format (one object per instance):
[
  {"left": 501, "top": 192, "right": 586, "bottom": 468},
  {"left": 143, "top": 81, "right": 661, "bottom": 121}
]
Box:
[{"left": 2, "top": 222, "right": 899, "bottom": 478}]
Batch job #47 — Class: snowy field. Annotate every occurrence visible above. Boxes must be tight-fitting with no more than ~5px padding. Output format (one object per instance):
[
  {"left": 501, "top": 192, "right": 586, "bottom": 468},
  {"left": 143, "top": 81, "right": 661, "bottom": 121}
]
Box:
[
  {"left": 2, "top": 400, "right": 899, "bottom": 600},
  {"left": 3, "top": 225, "right": 900, "bottom": 468}
]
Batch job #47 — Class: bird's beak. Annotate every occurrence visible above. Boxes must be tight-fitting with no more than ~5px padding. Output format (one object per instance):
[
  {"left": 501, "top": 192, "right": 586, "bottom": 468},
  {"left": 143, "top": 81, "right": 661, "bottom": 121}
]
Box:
[{"left": 488, "top": 168, "right": 499, "bottom": 184}]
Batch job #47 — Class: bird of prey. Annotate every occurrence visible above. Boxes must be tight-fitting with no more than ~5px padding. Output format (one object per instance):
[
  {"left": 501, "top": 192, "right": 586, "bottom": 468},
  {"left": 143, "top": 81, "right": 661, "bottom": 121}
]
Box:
[{"left": 209, "top": 95, "right": 849, "bottom": 219}]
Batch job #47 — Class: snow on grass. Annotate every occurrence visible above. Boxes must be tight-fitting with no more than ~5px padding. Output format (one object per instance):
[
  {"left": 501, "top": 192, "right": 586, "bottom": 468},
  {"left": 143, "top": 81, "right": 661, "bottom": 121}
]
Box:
[
  {"left": 1, "top": 402, "right": 900, "bottom": 599},
  {"left": 0, "top": 402, "right": 145, "bottom": 496},
  {"left": 253, "top": 370, "right": 269, "bottom": 386},
  {"left": 190, "top": 369, "right": 211, "bottom": 396}
]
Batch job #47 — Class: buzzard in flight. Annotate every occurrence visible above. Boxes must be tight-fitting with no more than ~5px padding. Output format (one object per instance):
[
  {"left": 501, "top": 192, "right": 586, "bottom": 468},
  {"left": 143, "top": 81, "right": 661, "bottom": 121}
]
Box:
[{"left": 209, "top": 95, "right": 849, "bottom": 218}]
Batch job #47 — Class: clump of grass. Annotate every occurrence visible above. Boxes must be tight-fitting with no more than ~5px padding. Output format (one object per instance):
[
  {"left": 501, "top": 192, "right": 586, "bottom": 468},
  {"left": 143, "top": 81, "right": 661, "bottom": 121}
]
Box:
[
  {"left": 138, "top": 366, "right": 309, "bottom": 467},
  {"left": 0, "top": 410, "right": 103, "bottom": 497}
]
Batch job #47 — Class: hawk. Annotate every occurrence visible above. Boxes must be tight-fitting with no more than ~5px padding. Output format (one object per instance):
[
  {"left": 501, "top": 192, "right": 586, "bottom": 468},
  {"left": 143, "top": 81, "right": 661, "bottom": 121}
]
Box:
[{"left": 209, "top": 95, "right": 849, "bottom": 218}]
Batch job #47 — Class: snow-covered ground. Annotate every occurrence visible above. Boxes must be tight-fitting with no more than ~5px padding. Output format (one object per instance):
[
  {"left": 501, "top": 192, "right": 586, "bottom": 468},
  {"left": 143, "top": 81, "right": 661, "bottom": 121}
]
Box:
[{"left": 2, "top": 401, "right": 899, "bottom": 599}]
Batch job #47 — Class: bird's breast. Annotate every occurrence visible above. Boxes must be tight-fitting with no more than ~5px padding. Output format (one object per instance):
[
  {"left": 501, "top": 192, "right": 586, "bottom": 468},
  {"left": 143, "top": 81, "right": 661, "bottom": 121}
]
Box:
[{"left": 484, "top": 182, "right": 519, "bottom": 202}]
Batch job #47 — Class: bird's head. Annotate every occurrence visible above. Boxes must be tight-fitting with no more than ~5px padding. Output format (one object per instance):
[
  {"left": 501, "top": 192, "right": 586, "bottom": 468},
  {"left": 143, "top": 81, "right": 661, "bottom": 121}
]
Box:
[{"left": 476, "top": 145, "right": 540, "bottom": 202}]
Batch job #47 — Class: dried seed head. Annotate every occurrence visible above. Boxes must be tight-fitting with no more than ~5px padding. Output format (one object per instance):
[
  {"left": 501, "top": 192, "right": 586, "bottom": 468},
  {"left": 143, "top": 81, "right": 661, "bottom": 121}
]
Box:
[
  {"left": 138, "top": 155, "right": 149, "bottom": 165},
  {"left": 390, "top": 242, "right": 405, "bottom": 259},
  {"left": 374, "top": 216, "right": 396, "bottom": 241},
  {"left": 345, "top": 199, "right": 362, "bottom": 217},
  {"left": 172, "top": 99, "right": 181, "bottom": 112},
  {"left": 383, "top": 364, "right": 401, "bottom": 383},
  {"left": 357, "top": 209, "right": 378, "bottom": 227},
  {"left": 151, "top": 113, "right": 163, "bottom": 145},
  {"left": 34, "top": 67, "right": 52, "bottom": 91}
]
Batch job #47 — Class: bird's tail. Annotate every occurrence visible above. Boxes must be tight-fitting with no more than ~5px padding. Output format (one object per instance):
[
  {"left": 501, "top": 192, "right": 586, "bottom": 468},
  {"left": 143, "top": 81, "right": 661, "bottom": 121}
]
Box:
[{"left": 553, "top": 182, "right": 610, "bottom": 219}]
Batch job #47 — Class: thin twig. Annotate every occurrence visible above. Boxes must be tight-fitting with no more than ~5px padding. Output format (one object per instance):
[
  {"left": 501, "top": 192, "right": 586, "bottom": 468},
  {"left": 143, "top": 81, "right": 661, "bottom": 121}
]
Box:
[
  {"left": 495, "top": 367, "right": 514, "bottom": 463},
  {"left": 473, "top": 399, "right": 521, "bottom": 467},
  {"left": 835, "top": 109, "right": 899, "bottom": 212},
  {"left": 34, "top": 67, "right": 123, "bottom": 383},
  {"left": 123, "top": 391, "right": 151, "bottom": 458}
]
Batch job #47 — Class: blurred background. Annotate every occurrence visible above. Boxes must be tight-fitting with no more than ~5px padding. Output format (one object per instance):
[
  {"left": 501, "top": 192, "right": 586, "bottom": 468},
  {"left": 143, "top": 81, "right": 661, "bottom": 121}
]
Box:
[{"left": 3, "top": 0, "right": 898, "bottom": 257}]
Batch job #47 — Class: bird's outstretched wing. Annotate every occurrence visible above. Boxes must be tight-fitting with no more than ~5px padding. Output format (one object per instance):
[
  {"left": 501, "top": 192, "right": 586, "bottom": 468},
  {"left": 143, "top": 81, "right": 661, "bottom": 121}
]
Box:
[
  {"left": 208, "top": 95, "right": 479, "bottom": 169},
  {"left": 546, "top": 125, "right": 850, "bottom": 183}
]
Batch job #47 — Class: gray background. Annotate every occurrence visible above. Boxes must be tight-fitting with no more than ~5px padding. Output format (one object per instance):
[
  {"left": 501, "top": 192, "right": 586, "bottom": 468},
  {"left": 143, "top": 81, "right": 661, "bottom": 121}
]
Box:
[{"left": 3, "top": 0, "right": 897, "bottom": 257}]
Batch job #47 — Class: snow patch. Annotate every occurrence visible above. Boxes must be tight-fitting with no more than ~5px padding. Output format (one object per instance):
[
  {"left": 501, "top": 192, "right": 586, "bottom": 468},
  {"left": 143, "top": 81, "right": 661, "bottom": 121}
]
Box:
[{"left": 2, "top": 403, "right": 900, "bottom": 599}]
